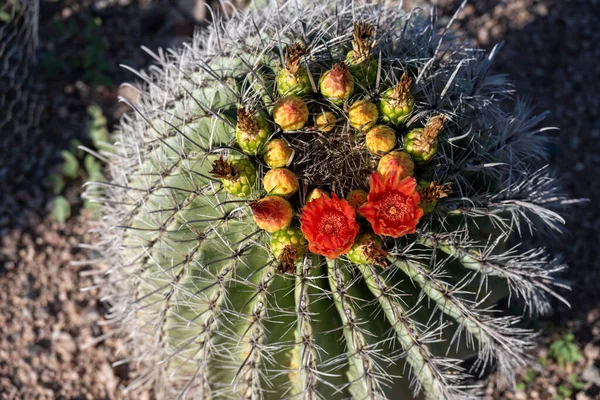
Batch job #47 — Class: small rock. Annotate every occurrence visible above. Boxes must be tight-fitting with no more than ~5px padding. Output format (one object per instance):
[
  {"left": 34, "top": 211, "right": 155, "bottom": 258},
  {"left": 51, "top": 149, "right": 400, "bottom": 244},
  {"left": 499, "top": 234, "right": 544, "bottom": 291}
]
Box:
[
  {"left": 582, "top": 365, "right": 600, "bottom": 386},
  {"left": 584, "top": 344, "right": 600, "bottom": 363},
  {"left": 514, "top": 390, "right": 527, "bottom": 400}
]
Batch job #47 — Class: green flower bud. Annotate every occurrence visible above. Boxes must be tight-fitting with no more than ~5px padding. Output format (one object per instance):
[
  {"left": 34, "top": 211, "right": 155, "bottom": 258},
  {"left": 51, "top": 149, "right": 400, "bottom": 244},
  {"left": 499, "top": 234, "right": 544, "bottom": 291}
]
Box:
[
  {"left": 345, "top": 22, "right": 377, "bottom": 86},
  {"left": 417, "top": 180, "right": 452, "bottom": 214},
  {"left": 277, "top": 68, "right": 312, "bottom": 96},
  {"left": 404, "top": 115, "right": 446, "bottom": 164},
  {"left": 235, "top": 108, "right": 271, "bottom": 155},
  {"left": 346, "top": 50, "right": 377, "bottom": 87},
  {"left": 379, "top": 73, "right": 415, "bottom": 124},
  {"left": 270, "top": 227, "right": 308, "bottom": 273},
  {"left": 210, "top": 156, "right": 257, "bottom": 197},
  {"left": 347, "top": 233, "right": 387, "bottom": 266}
]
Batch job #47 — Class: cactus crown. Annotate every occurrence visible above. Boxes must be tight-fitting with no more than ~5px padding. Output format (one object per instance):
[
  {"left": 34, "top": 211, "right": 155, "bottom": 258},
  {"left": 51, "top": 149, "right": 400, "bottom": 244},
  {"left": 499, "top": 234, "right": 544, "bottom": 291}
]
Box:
[{"left": 91, "top": 1, "right": 570, "bottom": 399}]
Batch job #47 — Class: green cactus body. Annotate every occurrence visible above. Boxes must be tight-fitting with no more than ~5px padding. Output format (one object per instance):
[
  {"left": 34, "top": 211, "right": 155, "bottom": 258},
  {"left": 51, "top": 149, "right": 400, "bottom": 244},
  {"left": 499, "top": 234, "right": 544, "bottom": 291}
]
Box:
[
  {"left": 222, "top": 158, "right": 257, "bottom": 197},
  {"left": 91, "top": 2, "right": 570, "bottom": 400}
]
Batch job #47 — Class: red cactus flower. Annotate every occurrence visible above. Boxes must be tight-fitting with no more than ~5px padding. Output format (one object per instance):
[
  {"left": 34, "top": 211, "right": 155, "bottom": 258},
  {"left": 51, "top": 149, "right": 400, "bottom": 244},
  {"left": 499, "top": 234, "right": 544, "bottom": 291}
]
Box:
[
  {"left": 358, "top": 172, "right": 423, "bottom": 238},
  {"left": 300, "top": 193, "right": 360, "bottom": 259}
]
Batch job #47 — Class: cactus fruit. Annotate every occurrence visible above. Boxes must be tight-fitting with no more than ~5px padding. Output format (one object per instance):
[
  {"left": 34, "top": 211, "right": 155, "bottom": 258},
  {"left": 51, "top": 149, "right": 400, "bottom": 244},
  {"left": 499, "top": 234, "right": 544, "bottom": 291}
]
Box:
[
  {"left": 263, "top": 168, "right": 299, "bottom": 197},
  {"left": 345, "top": 189, "right": 368, "bottom": 212},
  {"left": 378, "top": 150, "right": 415, "bottom": 180},
  {"left": 91, "top": 2, "right": 571, "bottom": 400},
  {"left": 379, "top": 72, "right": 415, "bottom": 124},
  {"left": 345, "top": 22, "right": 378, "bottom": 86},
  {"left": 273, "top": 95, "right": 309, "bottom": 131},
  {"left": 405, "top": 115, "right": 447, "bottom": 163},
  {"left": 250, "top": 196, "right": 293, "bottom": 232},
  {"left": 319, "top": 62, "right": 354, "bottom": 104},
  {"left": 347, "top": 233, "right": 386, "bottom": 265},
  {"left": 270, "top": 227, "right": 308, "bottom": 273},
  {"left": 315, "top": 111, "right": 337, "bottom": 132},
  {"left": 210, "top": 156, "right": 257, "bottom": 197},
  {"left": 348, "top": 99, "right": 379, "bottom": 131},
  {"left": 236, "top": 107, "right": 272, "bottom": 155},
  {"left": 276, "top": 43, "right": 312, "bottom": 96},
  {"left": 365, "top": 125, "right": 397, "bottom": 155},
  {"left": 263, "top": 139, "right": 294, "bottom": 168}
]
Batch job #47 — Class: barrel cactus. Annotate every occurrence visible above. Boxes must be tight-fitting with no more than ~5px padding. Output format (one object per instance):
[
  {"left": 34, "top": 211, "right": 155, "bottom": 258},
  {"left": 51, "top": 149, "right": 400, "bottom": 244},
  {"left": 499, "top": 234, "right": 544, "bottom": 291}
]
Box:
[{"left": 91, "top": 1, "right": 569, "bottom": 399}]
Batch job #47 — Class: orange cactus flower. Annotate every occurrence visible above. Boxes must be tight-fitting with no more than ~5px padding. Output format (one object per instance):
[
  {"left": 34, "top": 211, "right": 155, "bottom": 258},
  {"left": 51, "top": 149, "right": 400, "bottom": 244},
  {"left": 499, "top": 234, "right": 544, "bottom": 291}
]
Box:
[
  {"left": 300, "top": 194, "right": 360, "bottom": 259},
  {"left": 358, "top": 173, "right": 423, "bottom": 238}
]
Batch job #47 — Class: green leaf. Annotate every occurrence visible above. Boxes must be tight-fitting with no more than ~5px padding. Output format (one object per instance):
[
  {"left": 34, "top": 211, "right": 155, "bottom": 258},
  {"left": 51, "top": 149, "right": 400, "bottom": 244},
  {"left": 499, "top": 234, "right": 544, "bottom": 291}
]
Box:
[
  {"left": 68, "top": 138, "right": 84, "bottom": 158},
  {"left": 60, "top": 150, "right": 81, "bottom": 179},
  {"left": 51, "top": 196, "right": 71, "bottom": 223},
  {"left": 86, "top": 105, "right": 112, "bottom": 151},
  {"left": 46, "top": 173, "right": 65, "bottom": 195},
  {"left": 570, "top": 373, "right": 586, "bottom": 390},
  {"left": 83, "top": 198, "right": 101, "bottom": 217},
  {"left": 0, "top": 11, "right": 11, "bottom": 22},
  {"left": 84, "top": 154, "right": 104, "bottom": 181}
]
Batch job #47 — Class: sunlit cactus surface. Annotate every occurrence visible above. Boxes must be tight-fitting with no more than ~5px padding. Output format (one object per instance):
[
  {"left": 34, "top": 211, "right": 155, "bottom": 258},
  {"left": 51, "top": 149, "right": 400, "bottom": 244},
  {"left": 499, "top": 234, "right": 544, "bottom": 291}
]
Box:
[{"left": 91, "top": 1, "right": 569, "bottom": 399}]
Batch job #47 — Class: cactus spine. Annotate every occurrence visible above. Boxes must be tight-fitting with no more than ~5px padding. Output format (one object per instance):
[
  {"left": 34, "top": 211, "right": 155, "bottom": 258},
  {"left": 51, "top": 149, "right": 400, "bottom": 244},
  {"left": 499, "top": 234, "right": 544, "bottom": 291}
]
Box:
[{"left": 91, "top": 2, "right": 570, "bottom": 399}]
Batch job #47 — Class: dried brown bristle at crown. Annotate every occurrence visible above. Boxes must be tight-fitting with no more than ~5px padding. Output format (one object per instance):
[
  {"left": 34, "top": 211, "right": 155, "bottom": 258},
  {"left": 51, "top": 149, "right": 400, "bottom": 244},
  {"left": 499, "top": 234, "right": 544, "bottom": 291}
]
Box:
[
  {"left": 276, "top": 245, "right": 298, "bottom": 274},
  {"left": 389, "top": 73, "right": 414, "bottom": 107},
  {"left": 237, "top": 107, "right": 259, "bottom": 137},
  {"left": 209, "top": 156, "right": 240, "bottom": 181},
  {"left": 363, "top": 240, "right": 389, "bottom": 267},
  {"left": 352, "top": 22, "right": 376, "bottom": 64},
  {"left": 419, "top": 182, "right": 452, "bottom": 202},
  {"left": 422, "top": 115, "right": 447, "bottom": 142},
  {"left": 284, "top": 42, "right": 307, "bottom": 75}
]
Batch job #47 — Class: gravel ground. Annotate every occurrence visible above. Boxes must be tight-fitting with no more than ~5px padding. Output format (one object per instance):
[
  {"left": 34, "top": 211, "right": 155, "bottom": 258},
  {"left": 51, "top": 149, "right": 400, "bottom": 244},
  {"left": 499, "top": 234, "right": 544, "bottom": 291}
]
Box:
[{"left": 1, "top": 0, "right": 598, "bottom": 398}]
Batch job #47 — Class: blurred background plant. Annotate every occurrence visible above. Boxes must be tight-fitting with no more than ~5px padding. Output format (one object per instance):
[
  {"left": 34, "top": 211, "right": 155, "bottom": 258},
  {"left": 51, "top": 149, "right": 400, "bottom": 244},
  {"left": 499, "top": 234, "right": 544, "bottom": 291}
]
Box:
[
  {"left": 40, "top": 14, "right": 112, "bottom": 87},
  {"left": 47, "top": 105, "right": 110, "bottom": 223}
]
